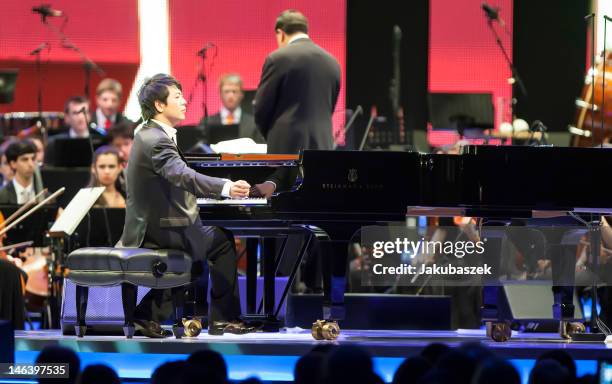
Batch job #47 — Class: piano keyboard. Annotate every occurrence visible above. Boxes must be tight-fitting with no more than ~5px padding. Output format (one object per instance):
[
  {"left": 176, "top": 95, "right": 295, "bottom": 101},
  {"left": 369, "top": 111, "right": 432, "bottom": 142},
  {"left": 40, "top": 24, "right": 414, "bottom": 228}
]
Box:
[{"left": 197, "top": 198, "right": 269, "bottom": 206}]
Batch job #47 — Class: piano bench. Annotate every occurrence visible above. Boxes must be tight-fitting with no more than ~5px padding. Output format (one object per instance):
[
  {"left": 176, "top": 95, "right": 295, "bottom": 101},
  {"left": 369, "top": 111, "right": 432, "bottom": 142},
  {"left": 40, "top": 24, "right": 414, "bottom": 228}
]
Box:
[{"left": 66, "top": 247, "right": 193, "bottom": 338}]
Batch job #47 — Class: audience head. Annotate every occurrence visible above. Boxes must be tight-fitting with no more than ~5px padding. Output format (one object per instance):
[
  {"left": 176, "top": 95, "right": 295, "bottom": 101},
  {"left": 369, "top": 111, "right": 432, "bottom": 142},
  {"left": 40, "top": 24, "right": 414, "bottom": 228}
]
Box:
[
  {"left": 392, "top": 356, "right": 432, "bottom": 384},
  {"left": 77, "top": 364, "right": 120, "bottom": 384},
  {"left": 5, "top": 139, "right": 37, "bottom": 183},
  {"left": 420, "top": 343, "right": 451, "bottom": 365},
  {"left": 64, "top": 96, "right": 90, "bottom": 136},
  {"left": 109, "top": 121, "right": 134, "bottom": 164},
  {"left": 218, "top": 73, "right": 244, "bottom": 112},
  {"left": 182, "top": 350, "right": 227, "bottom": 384},
  {"left": 275, "top": 9, "right": 308, "bottom": 48},
  {"left": 537, "top": 350, "right": 576, "bottom": 382},
  {"left": 432, "top": 349, "right": 478, "bottom": 384},
  {"left": 472, "top": 358, "right": 520, "bottom": 384},
  {"left": 241, "top": 378, "right": 263, "bottom": 384},
  {"left": 96, "top": 78, "right": 122, "bottom": 119},
  {"left": 529, "top": 359, "right": 572, "bottom": 384},
  {"left": 137, "top": 74, "right": 185, "bottom": 126},
  {"left": 295, "top": 348, "right": 329, "bottom": 384},
  {"left": 151, "top": 360, "right": 186, "bottom": 384},
  {"left": 325, "top": 345, "right": 378, "bottom": 384},
  {"left": 35, "top": 346, "right": 80, "bottom": 384}
]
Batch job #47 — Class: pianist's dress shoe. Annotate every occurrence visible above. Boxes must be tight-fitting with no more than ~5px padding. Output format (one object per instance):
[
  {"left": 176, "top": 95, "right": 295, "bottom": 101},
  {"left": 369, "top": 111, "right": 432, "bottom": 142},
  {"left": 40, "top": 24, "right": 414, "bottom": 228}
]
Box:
[
  {"left": 208, "top": 320, "right": 257, "bottom": 336},
  {"left": 134, "top": 319, "right": 172, "bottom": 338}
]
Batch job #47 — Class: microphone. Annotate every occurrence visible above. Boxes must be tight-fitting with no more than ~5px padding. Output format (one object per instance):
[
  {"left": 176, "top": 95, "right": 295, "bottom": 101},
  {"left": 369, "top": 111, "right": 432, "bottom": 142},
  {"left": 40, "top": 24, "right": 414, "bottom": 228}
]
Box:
[
  {"left": 29, "top": 42, "right": 48, "bottom": 56},
  {"left": 197, "top": 42, "right": 215, "bottom": 57},
  {"left": 481, "top": 3, "right": 505, "bottom": 26},
  {"left": 32, "top": 5, "right": 63, "bottom": 18}
]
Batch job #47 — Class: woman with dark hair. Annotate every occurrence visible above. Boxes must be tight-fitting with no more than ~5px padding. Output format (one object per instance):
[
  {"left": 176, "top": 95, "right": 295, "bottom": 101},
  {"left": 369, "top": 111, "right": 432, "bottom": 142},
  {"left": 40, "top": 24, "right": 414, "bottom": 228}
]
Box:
[{"left": 87, "top": 145, "right": 126, "bottom": 208}]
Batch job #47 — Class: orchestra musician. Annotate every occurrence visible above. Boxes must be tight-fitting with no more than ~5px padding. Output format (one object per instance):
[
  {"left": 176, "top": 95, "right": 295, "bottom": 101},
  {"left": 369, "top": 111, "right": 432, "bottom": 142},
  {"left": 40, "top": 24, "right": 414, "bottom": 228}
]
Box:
[
  {"left": 117, "top": 73, "right": 255, "bottom": 337},
  {"left": 251, "top": 9, "right": 341, "bottom": 197},
  {"left": 0, "top": 140, "right": 44, "bottom": 205},
  {"left": 86, "top": 145, "right": 126, "bottom": 208},
  {"left": 198, "top": 73, "right": 265, "bottom": 145},
  {"left": 91, "top": 78, "right": 132, "bottom": 132}
]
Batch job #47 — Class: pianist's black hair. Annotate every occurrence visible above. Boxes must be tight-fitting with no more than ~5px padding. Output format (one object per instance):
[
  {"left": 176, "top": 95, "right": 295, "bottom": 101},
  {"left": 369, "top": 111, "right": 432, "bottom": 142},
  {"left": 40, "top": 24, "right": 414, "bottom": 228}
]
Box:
[{"left": 137, "top": 74, "right": 183, "bottom": 121}]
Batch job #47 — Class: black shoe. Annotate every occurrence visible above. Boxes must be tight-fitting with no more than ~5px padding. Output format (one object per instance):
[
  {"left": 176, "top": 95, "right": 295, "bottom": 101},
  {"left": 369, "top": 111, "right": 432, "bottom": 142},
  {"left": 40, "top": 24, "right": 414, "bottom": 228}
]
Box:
[
  {"left": 134, "top": 319, "right": 172, "bottom": 338},
  {"left": 208, "top": 320, "right": 256, "bottom": 336}
]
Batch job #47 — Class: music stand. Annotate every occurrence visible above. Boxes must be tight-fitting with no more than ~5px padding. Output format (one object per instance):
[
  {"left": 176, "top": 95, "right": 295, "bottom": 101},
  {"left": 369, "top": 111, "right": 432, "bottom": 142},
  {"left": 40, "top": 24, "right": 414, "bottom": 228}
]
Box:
[
  {"left": 49, "top": 187, "right": 104, "bottom": 238},
  {"left": 0, "top": 69, "right": 18, "bottom": 104},
  {"left": 49, "top": 137, "right": 105, "bottom": 167},
  {"left": 207, "top": 123, "right": 240, "bottom": 144},
  {"left": 428, "top": 92, "right": 494, "bottom": 138},
  {"left": 0, "top": 204, "right": 58, "bottom": 246}
]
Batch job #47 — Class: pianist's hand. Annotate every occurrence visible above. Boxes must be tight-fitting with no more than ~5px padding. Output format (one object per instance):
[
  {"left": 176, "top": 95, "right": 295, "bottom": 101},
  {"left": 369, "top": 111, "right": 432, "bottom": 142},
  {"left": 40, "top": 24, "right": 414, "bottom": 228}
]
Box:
[
  {"left": 230, "top": 180, "right": 251, "bottom": 199},
  {"left": 250, "top": 182, "right": 276, "bottom": 199}
]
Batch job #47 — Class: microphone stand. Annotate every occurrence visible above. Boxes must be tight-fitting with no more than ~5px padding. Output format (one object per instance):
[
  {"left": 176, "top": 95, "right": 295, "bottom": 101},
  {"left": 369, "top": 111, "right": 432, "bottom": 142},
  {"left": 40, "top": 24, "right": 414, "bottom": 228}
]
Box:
[
  {"left": 79, "top": 109, "right": 113, "bottom": 248},
  {"left": 30, "top": 43, "right": 48, "bottom": 146},
  {"left": 37, "top": 15, "right": 105, "bottom": 97},
  {"left": 485, "top": 18, "right": 528, "bottom": 116}
]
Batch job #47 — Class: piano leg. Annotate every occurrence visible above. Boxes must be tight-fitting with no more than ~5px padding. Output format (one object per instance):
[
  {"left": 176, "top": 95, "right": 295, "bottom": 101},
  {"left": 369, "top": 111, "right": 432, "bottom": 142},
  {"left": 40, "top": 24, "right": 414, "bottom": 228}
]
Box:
[
  {"left": 551, "top": 240, "right": 582, "bottom": 339},
  {"left": 312, "top": 239, "right": 346, "bottom": 340},
  {"left": 481, "top": 226, "right": 512, "bottom": 342}
]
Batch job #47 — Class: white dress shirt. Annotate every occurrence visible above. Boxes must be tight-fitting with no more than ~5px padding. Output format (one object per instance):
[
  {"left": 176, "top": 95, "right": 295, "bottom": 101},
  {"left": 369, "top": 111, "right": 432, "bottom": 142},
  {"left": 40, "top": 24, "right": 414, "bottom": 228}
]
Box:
[
  {"left": 96, "top": 108, "right": 117, "bottom": 129},
  {"left": 150, "top": 119, "right": 232, "bottom": 197},
  {"left": 13, "top": 179, "right": 34, "bottom": 204}
]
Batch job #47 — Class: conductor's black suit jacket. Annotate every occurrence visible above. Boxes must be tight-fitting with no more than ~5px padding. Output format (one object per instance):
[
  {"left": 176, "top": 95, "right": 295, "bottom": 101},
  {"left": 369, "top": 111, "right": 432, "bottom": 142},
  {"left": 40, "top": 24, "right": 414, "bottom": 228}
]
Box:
[{"left": 254, "top": 38, "right": 341, "bottom": 154}]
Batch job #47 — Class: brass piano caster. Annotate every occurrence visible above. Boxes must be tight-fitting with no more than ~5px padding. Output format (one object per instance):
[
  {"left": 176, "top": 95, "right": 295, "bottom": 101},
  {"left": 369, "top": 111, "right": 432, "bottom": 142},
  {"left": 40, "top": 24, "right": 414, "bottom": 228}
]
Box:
[
  {"left": 559, "top": 320, "right": 586, "bottom": 340},
  {"left": 311, "top": 320, "right": 340, "bottom": 341},
  {"left": 486, "top": 321, "right": 512, "bottom": 342},
  {"left": 182, "top": 318, "right": 203, "bottom": 338}
]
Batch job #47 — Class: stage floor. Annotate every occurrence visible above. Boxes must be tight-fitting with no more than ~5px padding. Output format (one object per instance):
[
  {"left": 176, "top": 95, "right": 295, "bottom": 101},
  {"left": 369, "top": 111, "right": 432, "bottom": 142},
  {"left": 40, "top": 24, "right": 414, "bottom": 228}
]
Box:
[{"left": 13, "top": 329, "right": 612, "bottom": 382}]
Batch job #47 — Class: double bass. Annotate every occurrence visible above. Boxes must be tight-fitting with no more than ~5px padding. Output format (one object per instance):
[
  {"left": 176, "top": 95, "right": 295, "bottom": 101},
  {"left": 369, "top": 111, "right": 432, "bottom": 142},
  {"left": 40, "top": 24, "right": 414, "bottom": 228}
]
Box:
[{"left": 571, "top": 51, "right": 612, "bottom": 147}]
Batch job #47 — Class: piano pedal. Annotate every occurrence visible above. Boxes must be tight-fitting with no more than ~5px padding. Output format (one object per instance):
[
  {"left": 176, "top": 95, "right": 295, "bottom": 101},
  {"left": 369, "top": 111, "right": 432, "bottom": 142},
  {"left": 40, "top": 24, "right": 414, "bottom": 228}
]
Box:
[
  {"left": 485, "top": 321, "right": 512, "bottom": 342},
  {"left": 182, "top": 317, "right": 203, "bottom": 338},
  {"left": 559, "top": 320, "right": 585, "bottom": 340},
  {"left": 311, "top": 320, "right": 340, "bottom": 341}
]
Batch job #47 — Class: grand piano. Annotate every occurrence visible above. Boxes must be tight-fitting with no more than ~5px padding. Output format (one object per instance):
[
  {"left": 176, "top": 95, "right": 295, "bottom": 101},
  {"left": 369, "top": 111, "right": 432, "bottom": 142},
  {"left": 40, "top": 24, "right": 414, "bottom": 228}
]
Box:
[{"left": 190, "top": 145, "right": 612, "bottom": 340}]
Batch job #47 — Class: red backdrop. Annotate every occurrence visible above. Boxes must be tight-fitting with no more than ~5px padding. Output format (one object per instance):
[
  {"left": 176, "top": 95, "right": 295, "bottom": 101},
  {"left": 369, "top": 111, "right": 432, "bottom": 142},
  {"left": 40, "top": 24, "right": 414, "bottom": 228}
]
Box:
[
  {"left": 428, "top": 0, "right": 513, "bottom": 146},
  {"left": 168, "top": 0, "right": 347, "bottom": 131},
  {"left": 0, "top": 0, "right": 139, "bottom": 113}
]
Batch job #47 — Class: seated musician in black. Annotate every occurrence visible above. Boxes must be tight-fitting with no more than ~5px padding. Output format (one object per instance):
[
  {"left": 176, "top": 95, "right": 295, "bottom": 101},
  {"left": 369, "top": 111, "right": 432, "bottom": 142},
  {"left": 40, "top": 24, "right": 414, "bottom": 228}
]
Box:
[
  {"left": 0, "top": 140, "right": 43, "bottom": 205},
  {"left": 0, "top": 258, "right": 27, "bottom": 329},
  {"left": 118, "top": 73, "right": 255, "bottom": 337}
]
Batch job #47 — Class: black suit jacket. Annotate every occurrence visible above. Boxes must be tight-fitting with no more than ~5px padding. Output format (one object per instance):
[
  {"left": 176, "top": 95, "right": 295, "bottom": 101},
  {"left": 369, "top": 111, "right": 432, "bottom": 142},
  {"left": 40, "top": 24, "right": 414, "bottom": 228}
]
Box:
[
  {"left": 254, "top": 38, "right": 341, "bottom": 154},
  {"left": 199, "top": 111, "right": 265, "bottom": 144},
  {"left": 118, "top": 120, "right": 226, "bottom": 249},
  {"left": 0, "top": 182, "right": 18, "bottom": 205},
  {"left": 0, "top": 175, "right": 43, "bottom": 205}
]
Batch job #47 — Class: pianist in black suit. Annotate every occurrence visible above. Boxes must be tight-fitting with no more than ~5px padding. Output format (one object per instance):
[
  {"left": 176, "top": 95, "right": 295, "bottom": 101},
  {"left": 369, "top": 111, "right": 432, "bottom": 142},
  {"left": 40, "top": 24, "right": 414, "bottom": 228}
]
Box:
[
  {"left": 118, "top": 73, "right": 254, "bottom": 337},
  {"left": 198, "top": 73, "right": 265, "bottom": 144},
  {"left": 252, "top": 9, "right": 341, "bottom": 197}
]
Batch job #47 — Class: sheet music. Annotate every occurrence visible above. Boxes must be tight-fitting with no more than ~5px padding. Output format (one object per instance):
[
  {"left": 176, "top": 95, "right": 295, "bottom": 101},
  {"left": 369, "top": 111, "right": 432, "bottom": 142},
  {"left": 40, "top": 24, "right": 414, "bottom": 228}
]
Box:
[
  {"left": 210, "top": 138, "right": 267, "bottom": 154},
  {"left": 49, "top": 187, "right": 105, "bottom": 236}
]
